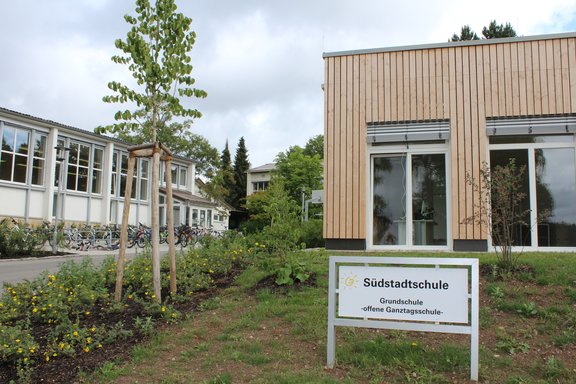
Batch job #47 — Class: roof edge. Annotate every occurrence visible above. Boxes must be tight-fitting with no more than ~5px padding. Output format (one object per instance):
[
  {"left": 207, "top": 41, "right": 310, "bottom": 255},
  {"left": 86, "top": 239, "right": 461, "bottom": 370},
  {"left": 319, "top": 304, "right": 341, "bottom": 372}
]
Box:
[{"left": 322, "top": 32, "right": 576, "bottom": 58}]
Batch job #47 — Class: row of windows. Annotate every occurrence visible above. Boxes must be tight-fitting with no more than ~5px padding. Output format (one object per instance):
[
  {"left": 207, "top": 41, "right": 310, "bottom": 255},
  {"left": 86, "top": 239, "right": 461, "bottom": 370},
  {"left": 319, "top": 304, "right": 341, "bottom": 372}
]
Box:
[{"left": 0, "top": 124, "right": 189, "bottom": 202}]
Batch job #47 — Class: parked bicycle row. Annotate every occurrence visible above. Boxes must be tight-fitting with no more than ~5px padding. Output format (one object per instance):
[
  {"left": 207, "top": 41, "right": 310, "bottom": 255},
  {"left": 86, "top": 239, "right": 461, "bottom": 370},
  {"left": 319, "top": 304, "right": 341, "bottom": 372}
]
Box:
[{"left": 0, "top": 218, "right": 225, "bottom": 252}]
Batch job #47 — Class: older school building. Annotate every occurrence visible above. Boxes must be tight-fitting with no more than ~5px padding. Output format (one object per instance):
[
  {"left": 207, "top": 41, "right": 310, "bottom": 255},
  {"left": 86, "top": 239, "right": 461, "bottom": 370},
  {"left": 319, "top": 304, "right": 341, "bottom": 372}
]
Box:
[
  {"left": 0, "top": 107, "right": 229, "bottom": 230},
  {"left": 323, "top": 32, "right": 576, "bottom": 251}
]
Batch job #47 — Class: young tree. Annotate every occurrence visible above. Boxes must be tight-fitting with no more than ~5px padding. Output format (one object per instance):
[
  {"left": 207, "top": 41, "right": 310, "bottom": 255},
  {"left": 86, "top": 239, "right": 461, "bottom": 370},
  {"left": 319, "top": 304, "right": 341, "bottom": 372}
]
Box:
[
  {"left": 231, "top": 137, "right": 250, "bottom": 209},
  {"left": 113, "top": 113, "right": 219, "bottom": 178},
  {"left": 464, "top": 159, "right": 532, "bottom": 276},
  {"left": 96, "top": 0, "right": 206, "bottom": 302}
]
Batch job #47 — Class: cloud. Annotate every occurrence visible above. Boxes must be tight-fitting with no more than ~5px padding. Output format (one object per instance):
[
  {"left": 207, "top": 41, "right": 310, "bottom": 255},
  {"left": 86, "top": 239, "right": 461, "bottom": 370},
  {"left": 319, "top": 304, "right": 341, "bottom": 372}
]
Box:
[{"left": 0, "top": 0, "right": 575, "bottom": 167}]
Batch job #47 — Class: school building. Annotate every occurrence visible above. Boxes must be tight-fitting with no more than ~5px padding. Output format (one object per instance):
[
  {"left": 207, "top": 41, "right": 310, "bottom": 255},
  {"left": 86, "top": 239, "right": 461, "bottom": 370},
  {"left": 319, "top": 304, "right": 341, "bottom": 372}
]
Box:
[
  {"left": 0, "top": 107, "right": 229, "bottom": 230},
  {"left": 323, "top": 32, "right": 576, "bottom": 251}
]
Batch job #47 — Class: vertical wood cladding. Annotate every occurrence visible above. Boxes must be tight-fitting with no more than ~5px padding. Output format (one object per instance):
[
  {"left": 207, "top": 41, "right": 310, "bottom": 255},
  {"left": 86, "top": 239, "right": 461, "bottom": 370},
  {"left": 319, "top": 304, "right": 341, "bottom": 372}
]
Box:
[{"left": 324, "top": 36, "right": 576, "bottom": 241}]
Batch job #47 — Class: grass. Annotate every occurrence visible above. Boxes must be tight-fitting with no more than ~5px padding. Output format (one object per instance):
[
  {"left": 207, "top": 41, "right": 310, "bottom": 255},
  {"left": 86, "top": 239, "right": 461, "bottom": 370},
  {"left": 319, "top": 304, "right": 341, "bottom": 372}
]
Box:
[{"left": 82, "top": 250, "right": 576, "bottom": 383}]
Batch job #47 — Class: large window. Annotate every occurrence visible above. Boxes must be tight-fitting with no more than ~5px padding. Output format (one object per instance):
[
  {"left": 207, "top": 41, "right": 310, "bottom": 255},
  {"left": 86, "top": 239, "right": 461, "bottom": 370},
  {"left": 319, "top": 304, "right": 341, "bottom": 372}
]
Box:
[
  {"left": 66, "top": 141, "right": 103, "bottom": 193},
  {"left": 1, "top": 125, "right": 29, "bottom": 183},
  {"left": 489, "top": 134, "right": 576, "bottom": 248},
  {"left": 111, "top": 151, "right": 149, "bottom": 201},
  {"left": 0, "top": 125, "right": 47, "bottom": 186},
  {"left": 372, "top": 151, "right": 448, "bottom": 247}
]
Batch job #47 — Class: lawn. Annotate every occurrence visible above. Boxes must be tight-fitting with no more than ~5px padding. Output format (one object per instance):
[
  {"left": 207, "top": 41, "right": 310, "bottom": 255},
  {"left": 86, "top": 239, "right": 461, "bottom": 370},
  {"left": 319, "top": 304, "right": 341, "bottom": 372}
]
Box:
[{"left": 78, "top": 250, "right": 576, "bottom": 384}]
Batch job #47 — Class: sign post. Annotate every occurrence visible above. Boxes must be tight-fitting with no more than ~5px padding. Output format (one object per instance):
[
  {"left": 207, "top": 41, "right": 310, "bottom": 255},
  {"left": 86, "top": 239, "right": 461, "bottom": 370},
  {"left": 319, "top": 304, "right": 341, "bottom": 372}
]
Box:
[{"left": 327, "top": 256, "right": 479, "bottom": 381}]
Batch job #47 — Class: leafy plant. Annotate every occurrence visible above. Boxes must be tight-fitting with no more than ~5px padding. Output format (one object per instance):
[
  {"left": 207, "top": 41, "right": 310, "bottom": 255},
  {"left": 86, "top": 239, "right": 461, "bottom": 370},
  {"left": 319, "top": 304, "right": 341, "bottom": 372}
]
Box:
[
  {"left": 275, "top": 258, "right": 310, "bottom": 286},
  {"left": 134, "top": 316, "right": 155, "bottom": 336},
  {"left": 496, "top": 335, "right": 530, "bottom": 355},
  {"left": 516, "top": 302, "right": 538, "bottom": 317}
]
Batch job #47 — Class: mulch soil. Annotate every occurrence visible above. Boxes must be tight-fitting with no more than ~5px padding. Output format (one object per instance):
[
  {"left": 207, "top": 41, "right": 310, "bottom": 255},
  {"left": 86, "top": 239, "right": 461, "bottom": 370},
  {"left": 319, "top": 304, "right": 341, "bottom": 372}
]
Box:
[{"left": 0, "top": 267, "right": 243, "bottom": 384}]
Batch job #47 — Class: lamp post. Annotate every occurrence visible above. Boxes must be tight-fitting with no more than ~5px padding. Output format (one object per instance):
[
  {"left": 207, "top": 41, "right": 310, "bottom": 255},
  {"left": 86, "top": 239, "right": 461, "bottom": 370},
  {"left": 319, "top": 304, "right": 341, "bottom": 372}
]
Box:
[{"left": 52, "top": 144, "right": 69, "bottom": 254}]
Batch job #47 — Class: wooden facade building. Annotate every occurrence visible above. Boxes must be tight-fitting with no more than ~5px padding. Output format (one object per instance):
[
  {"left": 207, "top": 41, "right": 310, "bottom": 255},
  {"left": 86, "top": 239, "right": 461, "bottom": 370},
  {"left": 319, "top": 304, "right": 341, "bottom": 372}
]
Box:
[{"left": 323, "top": 32, "right": 576, "bottom": 251}]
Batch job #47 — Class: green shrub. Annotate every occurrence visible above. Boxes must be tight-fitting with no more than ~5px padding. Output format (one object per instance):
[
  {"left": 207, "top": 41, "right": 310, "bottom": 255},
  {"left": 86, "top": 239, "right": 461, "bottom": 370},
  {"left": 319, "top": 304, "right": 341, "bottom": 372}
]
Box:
[{"left": 298, "top": 219, "right": 324, "bottom": 248}]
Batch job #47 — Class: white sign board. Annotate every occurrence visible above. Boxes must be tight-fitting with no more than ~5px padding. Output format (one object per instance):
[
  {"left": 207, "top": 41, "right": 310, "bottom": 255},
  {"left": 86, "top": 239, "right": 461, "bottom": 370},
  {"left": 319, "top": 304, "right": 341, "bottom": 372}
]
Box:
[
  {"left": 327, "top": 256, "right": 479, "bottom": 381},
  {"left": 338, "top": 266, "right": 469, "bottom": 323}
]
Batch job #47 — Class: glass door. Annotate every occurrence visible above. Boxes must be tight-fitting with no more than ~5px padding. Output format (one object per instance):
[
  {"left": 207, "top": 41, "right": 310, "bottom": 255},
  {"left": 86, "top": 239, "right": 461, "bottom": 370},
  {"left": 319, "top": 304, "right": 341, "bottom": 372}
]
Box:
[{"left": 372, "top": 152, "right": 447, "bottom": 247}]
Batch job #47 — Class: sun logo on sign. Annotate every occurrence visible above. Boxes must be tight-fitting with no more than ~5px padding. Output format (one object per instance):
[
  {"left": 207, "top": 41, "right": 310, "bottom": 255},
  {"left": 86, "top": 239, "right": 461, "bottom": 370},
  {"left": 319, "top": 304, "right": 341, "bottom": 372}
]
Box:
[{"left": 340, "top": 272, "right": 359, "bottom": 289}]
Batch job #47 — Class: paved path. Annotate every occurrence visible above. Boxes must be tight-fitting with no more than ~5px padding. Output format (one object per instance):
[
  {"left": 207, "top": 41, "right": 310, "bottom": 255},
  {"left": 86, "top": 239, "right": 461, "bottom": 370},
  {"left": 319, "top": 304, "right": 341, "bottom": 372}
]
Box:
[{"left": 0, "top": 244, "right": 181, "bottom": 287}]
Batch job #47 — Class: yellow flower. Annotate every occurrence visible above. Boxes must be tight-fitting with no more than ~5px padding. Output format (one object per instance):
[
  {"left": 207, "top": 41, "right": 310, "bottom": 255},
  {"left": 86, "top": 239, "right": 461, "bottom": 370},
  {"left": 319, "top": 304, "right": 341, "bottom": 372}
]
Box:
[
  {"left": 86, "top": 337, "right": 92, "bottom": 344},
  {"left": 32, "top": 308, "right": 38, "bottom": 313},
  {"left": 85, "top": 311, "right": 91, "bottom": 315},
  {"left": 84, "top": 347, "right": 90, "bottom": 353},
  {"left": 161, "top": 306, "right": 166, "bottom": 312},
  {"left": 15, "top": 339, "right": 20, "bottom": 343},
  {"left": 73, "top": 331, "right": 79, "bottom": 337}
]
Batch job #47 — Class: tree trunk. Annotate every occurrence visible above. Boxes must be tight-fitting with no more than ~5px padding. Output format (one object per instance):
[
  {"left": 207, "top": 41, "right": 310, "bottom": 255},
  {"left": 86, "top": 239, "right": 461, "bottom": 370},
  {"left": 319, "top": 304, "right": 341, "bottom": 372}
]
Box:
[{"left": 165, "top": 158, "right": 177, "bottom": 295}]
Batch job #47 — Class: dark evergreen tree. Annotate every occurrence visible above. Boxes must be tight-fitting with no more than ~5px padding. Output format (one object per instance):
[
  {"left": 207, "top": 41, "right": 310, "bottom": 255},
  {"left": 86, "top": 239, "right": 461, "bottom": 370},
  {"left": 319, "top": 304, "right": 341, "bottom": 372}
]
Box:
[
  {"left": 450, "top": 21, "right": 517, "bottom": 42},
  {"left": 482, "top": 20, "right": 517, "bottom": 39},
  {"left": 220, "top": 140, "right": 235, "bottom": 206},
  {"left": 231, "top": 137, "right": 250, "bottom": 209},
  {"left": 450, "top": 25, "right": 480, "bottom": 41}
]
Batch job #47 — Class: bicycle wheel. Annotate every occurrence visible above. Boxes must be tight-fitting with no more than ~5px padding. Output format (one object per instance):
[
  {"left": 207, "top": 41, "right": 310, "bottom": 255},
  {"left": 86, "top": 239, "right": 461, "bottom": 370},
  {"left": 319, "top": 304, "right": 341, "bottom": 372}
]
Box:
[
  {"left": 179, "top": 234, "right": 188, "bottom": 248},
  {"left": 136, "top": 235, "right": 146, "bottom": 248}
]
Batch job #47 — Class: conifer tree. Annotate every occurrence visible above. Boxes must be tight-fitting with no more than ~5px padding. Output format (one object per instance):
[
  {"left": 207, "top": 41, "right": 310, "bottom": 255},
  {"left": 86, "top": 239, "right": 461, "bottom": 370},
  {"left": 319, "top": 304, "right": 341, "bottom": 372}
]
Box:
[{"left": 231, "top": 137, "right": 250, "bottom": 209}]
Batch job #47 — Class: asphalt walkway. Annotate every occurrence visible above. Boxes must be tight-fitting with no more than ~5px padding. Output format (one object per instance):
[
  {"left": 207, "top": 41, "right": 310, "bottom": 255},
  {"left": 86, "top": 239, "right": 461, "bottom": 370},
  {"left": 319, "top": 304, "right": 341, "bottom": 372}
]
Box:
[{"left": 0, "top": 243, "right": 182, "bottom": 287}]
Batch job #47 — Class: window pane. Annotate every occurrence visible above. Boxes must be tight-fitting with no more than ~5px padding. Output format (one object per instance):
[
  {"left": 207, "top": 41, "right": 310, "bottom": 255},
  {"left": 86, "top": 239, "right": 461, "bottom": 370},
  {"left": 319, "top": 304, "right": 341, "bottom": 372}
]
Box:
[
  {"left": 79, "top": 145, "right": 90, "bottom": 167},
  {"left": 32, "top": 159, "right": 44, "bottom": 185},
  {"left": 13, "top": 154, "right": 27, "bottom": 183},
  {"left": 111, "top": 173, "right": 116, "bottom": 195},
  {"left": 15, "top": 130, "right": 29, "bottom": 155},
  {"left": 67, "top": 165, "right": 78, "bottom": 190},
  {"left": 2, "top": 126, "right": 15, "bottom": 151},
  {"left": 54, "top": 163, "right": 61, "bottom": 187},
  {"left": 179, "top": 168, "right": 187, "bottom": 186},
  {"left": 93, "top": 148, "right": 103, "bottom": 169},
  {"left": 199, "top": 210, "right": 206, "bottom": 227},
  {"left": 68, "top": 144, "right": 79, "bottom": 165},
  {"left": 92, "top": 170, "right": 102, "bottom": 194},
  {"left": 192, "top": 209, "right": 198, "bottom": 225},
  {"left": 0, "top": 152, "right": 13, "bottom": 181},
  {"left": 535, "top": 148, "right": 576, "bottom": 247},
  {"left": 120, "top": 175, "right": 126, "bottom": 197},
  {"left": 373, "top": 155, "right": 407, "bottom": 245},
  {"left": 34, "top": 135, "right": 47, "bottom": 158},
  {"left": 140, "top": 179, "right": 148, "bottom": 201},
  {"left": 112, "top": 152, "right": 118, "bottom": 172},
  {"left": 171, "top": 165, "right": 177, "bottom": 184},
  {"left": 141, "top": 160, "right": 149, "bottom": 178},
  {"left": 490, "top": 150, "right": 531, "bottom": 246},
  {"left": 412, "top": 154, "right": 447, "bottom": 245},
  {"left": 121, "top": 154, "right": 128, "bottom": 174},
  {"left": 77, "top": 167, "right": 88, "bottom": 192}
]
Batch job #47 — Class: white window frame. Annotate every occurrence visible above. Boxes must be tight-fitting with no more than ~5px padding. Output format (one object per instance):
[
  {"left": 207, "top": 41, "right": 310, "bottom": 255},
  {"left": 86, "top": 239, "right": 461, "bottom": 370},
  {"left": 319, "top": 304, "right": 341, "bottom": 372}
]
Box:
[
  {"left": 488, "top": 134, "right": 576, "bottom": 252},
  {"left": 366, "top": 142, "right": 451, "bottom": 251}
]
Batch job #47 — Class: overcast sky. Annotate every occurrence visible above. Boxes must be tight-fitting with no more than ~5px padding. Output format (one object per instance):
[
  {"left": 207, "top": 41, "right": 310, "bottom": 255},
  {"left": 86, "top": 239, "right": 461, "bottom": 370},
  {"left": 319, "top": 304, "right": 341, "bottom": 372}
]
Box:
[{"left": 1, "top": 1, "right": 575, "bottom": 167}]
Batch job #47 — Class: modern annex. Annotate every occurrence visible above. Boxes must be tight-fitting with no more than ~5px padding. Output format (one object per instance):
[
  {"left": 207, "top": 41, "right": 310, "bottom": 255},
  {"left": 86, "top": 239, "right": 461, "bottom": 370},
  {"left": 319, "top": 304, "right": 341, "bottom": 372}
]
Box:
[
  {"left": 0, "top": 107, "right": 229, "bottom": 230},
  {"left": 322, "top": 32, "right": 576, "bottom": 252}
]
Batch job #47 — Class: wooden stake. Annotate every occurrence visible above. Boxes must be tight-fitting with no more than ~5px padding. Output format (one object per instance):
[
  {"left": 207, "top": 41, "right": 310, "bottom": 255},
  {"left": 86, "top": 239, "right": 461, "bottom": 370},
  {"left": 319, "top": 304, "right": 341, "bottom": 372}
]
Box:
[
  {"left": 151, "top": 144, "right": 162, "bottom": 302},
  {"left": 114, "top": 155, "right": 135, "bottom": 302},
  {"left": 165, "top": 157, "right": 177, "bottom": 295}
]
